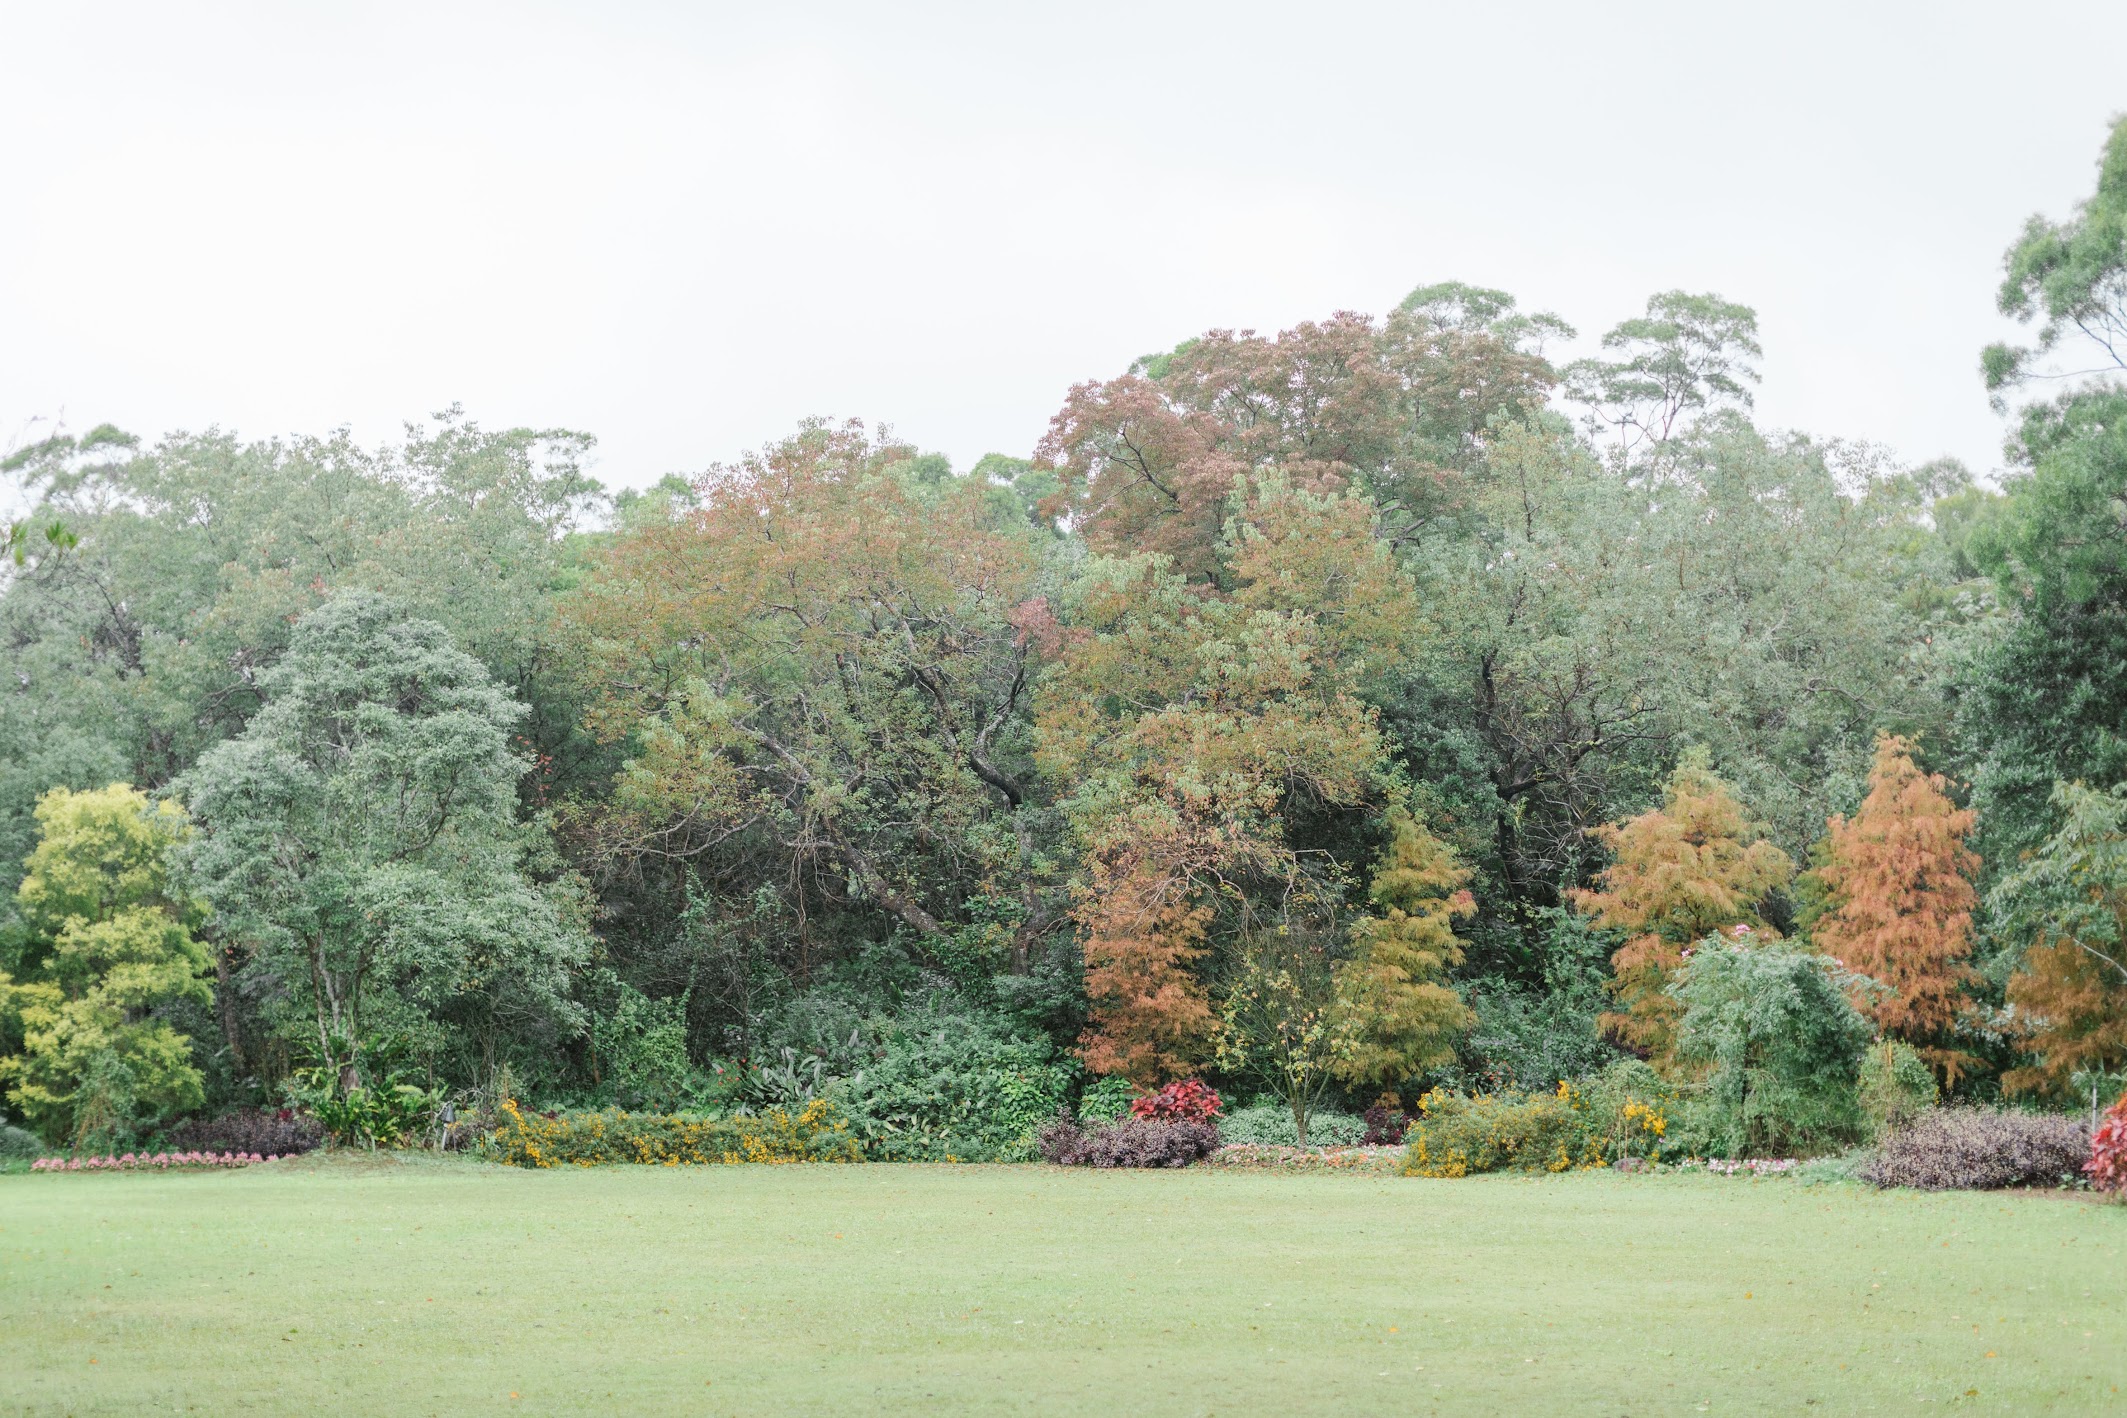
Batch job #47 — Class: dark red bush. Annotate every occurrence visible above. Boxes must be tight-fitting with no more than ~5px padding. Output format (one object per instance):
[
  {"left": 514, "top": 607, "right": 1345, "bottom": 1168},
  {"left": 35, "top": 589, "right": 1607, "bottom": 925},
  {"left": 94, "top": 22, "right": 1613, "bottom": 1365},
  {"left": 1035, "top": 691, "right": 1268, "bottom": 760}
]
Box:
[
  {"left": 1860, "top": 1107, "right": 2088, "bottom": 1191},
  {"left": 166, "top": 1108, "right": 323, "bottom": 1157},
  {"left": 1362, "top": 1102, "right": 1413, "bottom": 1146},
  {"left": 1038, "top": 1116, "right": 1221, "bottom": 1168},
  {"left": 1129, "top": 1080, "right": 1222, "bottom": 1124}
]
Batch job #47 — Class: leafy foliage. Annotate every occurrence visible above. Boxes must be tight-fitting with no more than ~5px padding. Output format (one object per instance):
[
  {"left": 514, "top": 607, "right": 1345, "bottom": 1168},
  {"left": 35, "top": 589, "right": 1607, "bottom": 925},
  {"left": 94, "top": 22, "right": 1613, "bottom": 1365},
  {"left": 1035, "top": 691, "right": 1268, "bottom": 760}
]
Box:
[
  {"left": 1035, "top": 1116, "right": 1221, "bottom": 1168},
  {"left": 1669, "top": 941, "right": 1873, "bottom": 1158},
  {"left": 488, "top": 1099, "right": 861, "bottom": 1167},
  {"left": 1572, "top": 754, "right": 1793, "bottom": 1062},
  {"left": 2086, "top": 1092, "right": 2127, "bottom": 1193},
  {"left": 1859, "top": 1108, "right": 2089, "bottom": 1191},
  {"left": 0, "top": 786, "right": 209, "bottom": 1146}
]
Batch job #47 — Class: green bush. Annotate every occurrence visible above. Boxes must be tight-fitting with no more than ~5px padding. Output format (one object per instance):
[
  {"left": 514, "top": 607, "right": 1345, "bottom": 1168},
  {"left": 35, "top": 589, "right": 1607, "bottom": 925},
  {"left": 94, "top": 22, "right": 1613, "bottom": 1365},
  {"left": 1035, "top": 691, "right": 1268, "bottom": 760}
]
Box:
[
  {"left": 1574, "top": 1059, "right": 1676, "bottom": 1163},
  {"left": 585, "top": 971, "right": 700, "bottom": 1111},
  {"left": 830, "top": 1014, "right": 1075, "bottom": 1161},
  {"left": 1077, "top": 1075, "right": 1138, "bottom": 1124},
  {"left": 1857, "top": 1039, "right": 1939, "bottom": 1137},
  {"left": 488, "top": 1099, "right": 861, "bottom": 1167},
  {"left": 0, "top": 1119, "right": 43, "bottom": 1160},
  {"left": 1218, "top": 1103, "right": 1367, "bottom": 1148},
  {"left": 1670, "top": 942, "right": 1872, "bottom": 1158}
]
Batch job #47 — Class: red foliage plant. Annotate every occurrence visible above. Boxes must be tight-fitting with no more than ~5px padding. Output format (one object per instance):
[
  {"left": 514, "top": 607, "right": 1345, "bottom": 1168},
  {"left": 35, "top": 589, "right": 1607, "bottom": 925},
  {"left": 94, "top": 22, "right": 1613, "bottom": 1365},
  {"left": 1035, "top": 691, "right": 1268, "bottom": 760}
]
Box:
[
  {"left": 2087, "top": 1093, "right": 2127, "bottom": 1194},
  {"left": 1130, "top": 1079, "right": 1223, "bottom": 1124}
]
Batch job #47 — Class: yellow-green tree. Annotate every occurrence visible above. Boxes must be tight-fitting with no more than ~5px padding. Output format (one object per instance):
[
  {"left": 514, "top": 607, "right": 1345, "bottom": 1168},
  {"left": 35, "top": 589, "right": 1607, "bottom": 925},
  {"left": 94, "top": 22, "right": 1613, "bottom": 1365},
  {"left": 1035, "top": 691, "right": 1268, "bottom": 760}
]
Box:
[
  {"left": 0, "top": 785, "right": 210, "bottom": 1146},
  {"left": 1334, "top": 808, "right": 1476, "bottom": 1086},
  {"left": 1571, "top": 752, "right": 1792, "bottom": 1064}
]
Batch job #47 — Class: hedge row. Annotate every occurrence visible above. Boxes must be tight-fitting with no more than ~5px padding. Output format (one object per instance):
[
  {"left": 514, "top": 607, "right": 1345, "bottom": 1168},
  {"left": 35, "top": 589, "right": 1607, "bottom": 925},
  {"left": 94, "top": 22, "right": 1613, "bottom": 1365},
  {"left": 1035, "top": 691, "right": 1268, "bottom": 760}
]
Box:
[{"left": 488, "top": 1099, "right": 862, "bottom": 1168}]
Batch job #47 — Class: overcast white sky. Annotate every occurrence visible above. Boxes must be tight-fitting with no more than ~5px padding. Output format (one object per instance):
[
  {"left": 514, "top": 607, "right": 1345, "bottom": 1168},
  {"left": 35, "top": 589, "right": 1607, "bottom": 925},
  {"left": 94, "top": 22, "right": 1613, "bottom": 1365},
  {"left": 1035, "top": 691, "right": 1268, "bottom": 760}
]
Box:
[{"left": 3, "top": 2, "right": 2123, "bottom": 491}]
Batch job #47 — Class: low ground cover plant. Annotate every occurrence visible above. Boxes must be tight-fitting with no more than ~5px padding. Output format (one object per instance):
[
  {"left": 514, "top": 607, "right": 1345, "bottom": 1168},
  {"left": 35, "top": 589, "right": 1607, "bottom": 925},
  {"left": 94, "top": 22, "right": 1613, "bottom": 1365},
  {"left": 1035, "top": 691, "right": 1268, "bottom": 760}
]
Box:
[
  {"left": 487, "top": 1099, "right": 862, "bottom": 1167},
  {"left": 1036, "top": 1116, "right": 1220, "bottom": 1167},
  {"left": 1859, "top": 1107, "right": 2090, "bottom": 1191},
  {"left": 1203, "top": 1143, "right": 1399, "bottom": 1173},
  {"left": 1219, "top": 1102, "right": 1365, "bottom": 1147}
]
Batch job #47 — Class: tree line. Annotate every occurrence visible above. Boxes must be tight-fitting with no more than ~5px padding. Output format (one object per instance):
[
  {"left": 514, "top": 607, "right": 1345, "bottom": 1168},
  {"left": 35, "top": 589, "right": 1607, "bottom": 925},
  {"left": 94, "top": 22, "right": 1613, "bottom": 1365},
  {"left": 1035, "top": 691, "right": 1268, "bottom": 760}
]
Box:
[{"left": 3, "top": 119, "right": 2126, "bottom": 1150}]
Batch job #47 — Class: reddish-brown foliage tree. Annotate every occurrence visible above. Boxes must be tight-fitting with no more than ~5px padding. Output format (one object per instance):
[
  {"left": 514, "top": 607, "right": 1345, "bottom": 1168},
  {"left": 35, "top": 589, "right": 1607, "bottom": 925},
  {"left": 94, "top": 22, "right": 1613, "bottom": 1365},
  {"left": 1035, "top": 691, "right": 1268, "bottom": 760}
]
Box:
[
  {"left": 1810, "top": 735, "right": 1980, "bottom": 1078},
  {"left": 1036, "top": 300, "right": 1559, "bottom": 582},
  {"left": 1570, "top": 751, "right": 1792, "bottom": 1063}
]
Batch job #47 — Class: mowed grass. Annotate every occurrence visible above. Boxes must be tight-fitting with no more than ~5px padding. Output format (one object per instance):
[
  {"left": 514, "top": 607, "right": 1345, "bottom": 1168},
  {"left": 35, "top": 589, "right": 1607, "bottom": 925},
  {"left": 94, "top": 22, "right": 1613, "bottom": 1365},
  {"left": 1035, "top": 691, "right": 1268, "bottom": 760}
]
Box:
[{"left": 3, "top": 1158, "right": 2124, "bottom": 1416}]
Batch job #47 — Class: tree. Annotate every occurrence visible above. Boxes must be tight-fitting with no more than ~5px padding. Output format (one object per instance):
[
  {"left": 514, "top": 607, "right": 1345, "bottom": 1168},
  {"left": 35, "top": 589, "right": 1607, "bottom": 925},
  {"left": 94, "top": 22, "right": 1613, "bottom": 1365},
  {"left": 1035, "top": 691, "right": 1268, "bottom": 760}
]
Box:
[
  {"left": 1333, "top": 808, "right": 1476, "bottom": 1086},
  {"left": 1570, "top": 752, "right": 1793, "bottom": 1063},
  {"left": 1994, "top": 781, "right": 2127, "bottom": 1099},
  {"left": 1809, "top": 734, "right": 1981, "bottom": 1077},
  {"left": 1037, "top": 479, "right": 1413, "bottom": 1080},
  {"left": 0, "top": 785, "right": 209, "bottom": 1146},
  {"left": 1562, "top": 291, "right": 1762, "bottom": 452},
  {"left": 562, "top": 421, "right": 1058, "bottom": 973},
  {"left": 1983, "top": 115, "right": 2127, "bottom": 403},
  {"left": 1214, "top": 915, "right": 1352, "bottom": 1148},
  {"left": 1669, "top": 940, "right": 1872, "bottom": 1157},
  {"left": 178, "top": 593, "right": 586, "bottom": 1095}
]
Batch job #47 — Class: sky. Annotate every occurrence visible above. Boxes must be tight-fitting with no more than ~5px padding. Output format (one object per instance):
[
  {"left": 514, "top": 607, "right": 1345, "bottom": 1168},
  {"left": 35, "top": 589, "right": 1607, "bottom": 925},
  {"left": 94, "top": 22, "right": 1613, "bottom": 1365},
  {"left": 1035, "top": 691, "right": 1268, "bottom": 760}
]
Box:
[{"left": 3, "top": 1, "right": 2123, "bottom": 492}]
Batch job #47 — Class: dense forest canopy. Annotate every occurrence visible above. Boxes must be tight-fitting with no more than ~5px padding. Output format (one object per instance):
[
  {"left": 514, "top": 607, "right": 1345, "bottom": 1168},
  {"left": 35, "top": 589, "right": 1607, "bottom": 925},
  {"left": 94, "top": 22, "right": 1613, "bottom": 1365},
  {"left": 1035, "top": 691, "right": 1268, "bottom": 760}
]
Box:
[{"left": 6, "top": 118, "right": 2127, "bottom": 1153}]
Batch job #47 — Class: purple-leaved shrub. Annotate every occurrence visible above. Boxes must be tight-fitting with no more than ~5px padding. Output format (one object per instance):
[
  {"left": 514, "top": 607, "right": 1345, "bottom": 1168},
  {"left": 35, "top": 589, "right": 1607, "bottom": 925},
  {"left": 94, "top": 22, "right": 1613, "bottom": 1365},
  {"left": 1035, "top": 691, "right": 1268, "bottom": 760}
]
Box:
[
  {"left": 1860, "top": 1107, "right": 2088, "bottom": 1191},
  {"left": 1036, "top": 1116, "right": 1220, "bottom": 1168}
]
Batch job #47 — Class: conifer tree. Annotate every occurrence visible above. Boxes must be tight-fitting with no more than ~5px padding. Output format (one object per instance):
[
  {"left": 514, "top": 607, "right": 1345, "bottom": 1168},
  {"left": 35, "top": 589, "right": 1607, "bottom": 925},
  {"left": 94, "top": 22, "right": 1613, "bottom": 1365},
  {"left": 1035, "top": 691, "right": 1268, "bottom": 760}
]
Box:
[
  {"left": 1810, "top": 734, "right": 1980, "bottom": 1077},
  {"left": 1333, "top": 809, "right": 1476, "bottom": 1085},
  {"left": 1571, "top": 750, "right": 1792, "bottom": 1064}
]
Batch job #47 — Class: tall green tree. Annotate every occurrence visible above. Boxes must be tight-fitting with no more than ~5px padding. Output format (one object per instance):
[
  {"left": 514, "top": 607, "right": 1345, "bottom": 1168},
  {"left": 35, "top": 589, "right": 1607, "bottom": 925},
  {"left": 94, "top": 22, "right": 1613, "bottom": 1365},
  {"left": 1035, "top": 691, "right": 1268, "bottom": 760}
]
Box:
[{"left": 178, "top": 593, "right": 586, "bottom": 1095}]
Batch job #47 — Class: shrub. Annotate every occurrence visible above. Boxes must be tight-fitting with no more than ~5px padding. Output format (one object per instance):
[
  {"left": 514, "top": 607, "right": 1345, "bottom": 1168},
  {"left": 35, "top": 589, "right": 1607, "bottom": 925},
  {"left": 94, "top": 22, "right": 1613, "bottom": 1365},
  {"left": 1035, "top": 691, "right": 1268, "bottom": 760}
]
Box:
[
  {"left": 1077, "top": 1075, "right": 1138, "bottom": 1125},
  {"left": 1670, "top": 941, "right": 1873, "bottom": 1158},
  {"left": 2082, "top": 1093, "right": 2127, "bottom": 1194},
  {"left": 165, "top": 1108, "right": 322, "bottom": 1157},
  {"left": 1400, "top": 1086, "right": 1602, "bottom": 1177},
  {"left": 1361, "top": 1101, "right": 1412, "bottom": 1146},
  {"left": 1036, "top": 1117, "right": 1221, "bottom": 1168},
  {"left": 488, "top": 1100, "right": 862, "bottom": 1167},
  {"left": 1860, "top": 1107, "right": 2090, "bottom": 1191},
  {"left": 830, "top": 1017, "right": 1074, "bottom": 1161},
  {"left": 1129, "top": 1079, "right": 1222, "bottom": 1124},
  {"left": 1447, "top": 981, "right": 1619, "bottom": 1093},
  {"left": 1574, "top": 1059, "right": 1675, "bottom": 1162},
  {"left": 1857, "top": 1039, "right": 1939, "bottom": 1138},
  {"left": 0, "top": 1121, "right": 44, "bottom": 1161},
  {"left": 1219, "top": 1103, "right": 1366, "bottom": 1148}
]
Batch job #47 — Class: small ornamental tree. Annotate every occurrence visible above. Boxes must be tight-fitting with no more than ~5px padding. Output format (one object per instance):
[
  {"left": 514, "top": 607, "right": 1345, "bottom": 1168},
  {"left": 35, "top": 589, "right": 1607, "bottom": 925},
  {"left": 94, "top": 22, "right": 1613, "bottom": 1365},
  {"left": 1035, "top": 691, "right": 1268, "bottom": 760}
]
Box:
[
  {"left": 1214, "top": 921, "right": 1352, "bottom": 1148},
  {"left": 2087, "top": 1092, "right": 2127, "bottom": 1194},
  {"left": 1810, "top": 735, "right": 1982, "bottom": 1079},
  {"left": 1571, "top": 751, "right": 1792, "bottom": 1064},
  {"left": 1333, "top": 808, "right": 1476, "bottom": 1087},
  {"left": 1995, "top": 782, "right": 2127, "bottom": 1099},
  {"left": 0, "top": 786, "right": 211, "bottom": 1147}
]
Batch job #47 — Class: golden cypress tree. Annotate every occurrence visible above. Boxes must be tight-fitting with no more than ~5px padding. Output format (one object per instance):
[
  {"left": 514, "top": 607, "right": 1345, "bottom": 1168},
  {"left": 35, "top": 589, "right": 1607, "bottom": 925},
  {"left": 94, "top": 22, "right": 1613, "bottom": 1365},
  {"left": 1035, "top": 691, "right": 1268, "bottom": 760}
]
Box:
[
  {"left": 1810, "top": 734, "right": 1981, "bottom": 1079},
  {"left": 1333, "top": 809, "right": 1476, "bottom": 1085},
  {"left": 1571, "top": 751, "right": 1792, "bottom": 1064}
]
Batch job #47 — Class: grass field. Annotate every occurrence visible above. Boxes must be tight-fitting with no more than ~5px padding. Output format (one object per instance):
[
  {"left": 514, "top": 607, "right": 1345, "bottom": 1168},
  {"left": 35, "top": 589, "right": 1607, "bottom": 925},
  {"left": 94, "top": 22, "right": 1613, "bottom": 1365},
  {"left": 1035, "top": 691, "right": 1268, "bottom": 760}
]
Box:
[{"left": 3, "top": 1157, "right": 2124, "bottom": 1415}]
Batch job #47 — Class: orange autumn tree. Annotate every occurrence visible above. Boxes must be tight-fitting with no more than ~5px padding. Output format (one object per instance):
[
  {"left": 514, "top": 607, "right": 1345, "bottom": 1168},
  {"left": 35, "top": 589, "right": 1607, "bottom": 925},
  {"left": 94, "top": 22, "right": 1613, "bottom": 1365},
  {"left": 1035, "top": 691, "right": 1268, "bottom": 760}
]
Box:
[
  {"left": 1570, "top": 750, "right": 1792, "bottom": 1063},
  {"left": 1037, "top": 476, "right": 1419, "bottom": 1082},
  {"left": 1809, "top": 734, "right": 1981, "bottom": 1078},
  {"left": 1995, "top": 782, "right": 2127, "bottom": 1099}
]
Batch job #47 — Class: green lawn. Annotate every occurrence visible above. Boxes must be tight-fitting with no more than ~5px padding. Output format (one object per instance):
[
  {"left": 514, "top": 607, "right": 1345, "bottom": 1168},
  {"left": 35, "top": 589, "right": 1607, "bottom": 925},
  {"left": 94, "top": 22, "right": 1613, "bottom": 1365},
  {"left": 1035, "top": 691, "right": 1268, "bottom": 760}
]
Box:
[{"left": 3, "top": 1158, "right": 2123, "bottom": 1415}]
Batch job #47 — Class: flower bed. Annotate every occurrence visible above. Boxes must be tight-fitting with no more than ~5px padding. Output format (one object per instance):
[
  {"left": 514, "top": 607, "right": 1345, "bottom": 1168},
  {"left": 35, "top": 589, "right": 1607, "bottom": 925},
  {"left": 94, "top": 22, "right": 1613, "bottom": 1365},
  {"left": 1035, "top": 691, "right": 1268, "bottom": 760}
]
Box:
[
  {"left": 31, "top": 1150, "right": 278, "bottom": 1171},
  {"left": 1674, "top": 1157, "right": 1797, "bottom": 1177},
  {"left": 1202, "top": 1144, "right": 1400, "bottom": 1174}
]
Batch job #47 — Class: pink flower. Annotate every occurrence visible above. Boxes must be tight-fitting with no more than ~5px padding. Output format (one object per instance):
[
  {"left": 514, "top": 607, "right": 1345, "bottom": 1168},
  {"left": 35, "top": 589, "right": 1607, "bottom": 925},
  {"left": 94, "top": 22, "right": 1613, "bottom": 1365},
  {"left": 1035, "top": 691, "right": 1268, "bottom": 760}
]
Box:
[
  {"left": 120, "top": 1152, "right": 137, "bottom": 1166},
  {"left": 65, "top": 1158, "right": 81, "bottom": 1171}
]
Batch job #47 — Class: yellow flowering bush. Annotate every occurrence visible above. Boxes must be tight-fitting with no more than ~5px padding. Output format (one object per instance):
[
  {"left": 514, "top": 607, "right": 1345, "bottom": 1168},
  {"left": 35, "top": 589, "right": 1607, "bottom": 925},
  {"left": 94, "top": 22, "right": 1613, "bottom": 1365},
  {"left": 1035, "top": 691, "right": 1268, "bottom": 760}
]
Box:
[
  {"left": 487, "top": 1099, "right": 862, "bottom": 1168},
  {"left": 1400, "top": 1060, "right": 1680, "bottom": 1178}
]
